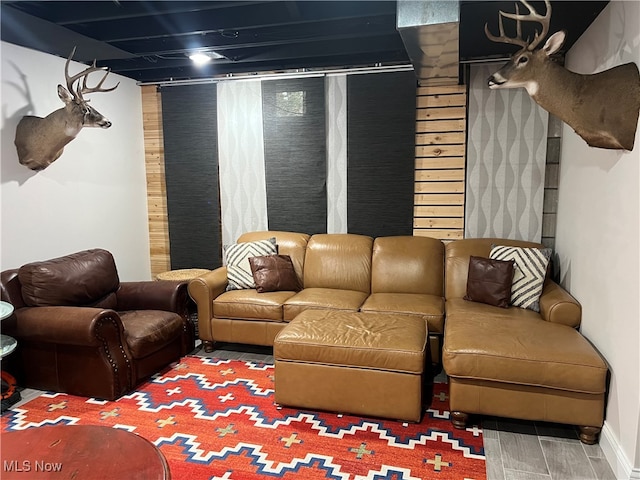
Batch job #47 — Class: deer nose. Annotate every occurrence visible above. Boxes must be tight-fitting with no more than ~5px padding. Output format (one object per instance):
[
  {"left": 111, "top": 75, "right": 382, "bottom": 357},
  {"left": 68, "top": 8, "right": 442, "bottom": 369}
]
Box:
[
  {"left": 487, "top": 75, "right": 505, "bottom": 88},
  {"left": 100, "top": 119, "right": 112, "bottom": 128}
]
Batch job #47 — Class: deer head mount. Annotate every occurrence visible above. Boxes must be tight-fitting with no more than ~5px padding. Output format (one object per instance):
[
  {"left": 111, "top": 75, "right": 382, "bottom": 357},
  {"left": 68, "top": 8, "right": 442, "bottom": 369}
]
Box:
[
  {"left": 14, "top": 47, "right": 119, "bottom": 171},
  {"left": 485, "top": 0, "right": 640, "bottom": 151}
]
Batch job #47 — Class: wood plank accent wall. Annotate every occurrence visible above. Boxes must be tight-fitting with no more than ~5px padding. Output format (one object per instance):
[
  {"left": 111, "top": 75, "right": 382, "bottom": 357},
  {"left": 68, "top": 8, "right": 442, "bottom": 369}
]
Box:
[
  {"left": 142, "top": 85, "right": 170, "bottom": 277},
  {"left": 413, "top": 85, "right": 467, "bottom": 240}
]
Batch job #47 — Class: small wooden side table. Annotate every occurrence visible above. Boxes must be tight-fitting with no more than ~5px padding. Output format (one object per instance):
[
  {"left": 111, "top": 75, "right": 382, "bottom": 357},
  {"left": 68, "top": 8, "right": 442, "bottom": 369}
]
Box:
[
  {"left": 1, "top": 425, "right": 171, "bottom": 479},
  {"left": 155, "top": 268, "right": 211, "bottom": 281}
]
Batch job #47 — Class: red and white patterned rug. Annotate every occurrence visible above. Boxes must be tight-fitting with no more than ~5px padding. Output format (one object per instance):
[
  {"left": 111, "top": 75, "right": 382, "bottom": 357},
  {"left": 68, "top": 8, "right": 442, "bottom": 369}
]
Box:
[{"left": 2, "top": 356, "right": 486, "bottom": 479}]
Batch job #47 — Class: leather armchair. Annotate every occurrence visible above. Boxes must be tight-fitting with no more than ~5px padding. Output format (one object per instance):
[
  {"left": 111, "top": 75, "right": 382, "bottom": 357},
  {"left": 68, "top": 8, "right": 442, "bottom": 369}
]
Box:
[{"left": 0, "top": 249, "right": 195, "bottom": 400}]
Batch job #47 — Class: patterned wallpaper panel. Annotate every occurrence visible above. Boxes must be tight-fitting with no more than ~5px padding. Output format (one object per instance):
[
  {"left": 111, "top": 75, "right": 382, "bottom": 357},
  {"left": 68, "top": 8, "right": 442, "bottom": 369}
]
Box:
[
  {"left": 465, "top": 64, "right": 549, "bottom": 242},
  {"left": 325, "top": 75, "right": 348, "bottom": 234},
  {"left": 217, "top": 81, "right": 269, "bottom": 248}
]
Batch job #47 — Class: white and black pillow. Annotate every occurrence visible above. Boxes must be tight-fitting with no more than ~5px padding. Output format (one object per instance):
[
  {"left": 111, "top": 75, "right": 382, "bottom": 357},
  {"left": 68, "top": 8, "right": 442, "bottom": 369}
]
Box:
[
  {"left": 489, "top": 245, "right": 551, "bottom": 312},
  {"left": 224, "top": 238, "right": 277, "bottom": 290}
]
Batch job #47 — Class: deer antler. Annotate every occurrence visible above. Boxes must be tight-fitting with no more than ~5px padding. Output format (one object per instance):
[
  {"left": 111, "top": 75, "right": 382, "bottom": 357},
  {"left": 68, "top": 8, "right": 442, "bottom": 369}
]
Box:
[
  {"left": 484, "top": 0, "right": 552, "bottom": 51},
  {"left": 64, "top": 47, "right": 119, "bottom": 101}
]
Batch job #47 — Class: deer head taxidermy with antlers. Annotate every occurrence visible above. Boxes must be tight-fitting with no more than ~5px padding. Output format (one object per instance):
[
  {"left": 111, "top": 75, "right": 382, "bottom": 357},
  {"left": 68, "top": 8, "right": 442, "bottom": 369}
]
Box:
[
  {"left": 485, "top": 0, "right": 640, "bottom": 151},
  {"left": 14, "top": 47, "right": 119, "bottom": 171}
]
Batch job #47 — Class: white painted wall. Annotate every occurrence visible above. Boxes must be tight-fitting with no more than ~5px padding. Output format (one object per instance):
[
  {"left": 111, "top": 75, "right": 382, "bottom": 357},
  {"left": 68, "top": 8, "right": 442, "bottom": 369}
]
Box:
[
  {"left": 555, "top": 2, "right": 640, "bottom": 478},
  {"left": 1, "top": 42, "right": 151, "bottom": 281}
]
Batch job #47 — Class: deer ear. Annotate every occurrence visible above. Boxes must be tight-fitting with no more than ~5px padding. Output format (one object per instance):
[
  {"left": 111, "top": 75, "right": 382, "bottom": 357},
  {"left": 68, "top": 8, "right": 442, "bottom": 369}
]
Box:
[
  {"left": 542, "top": 31, "right": 566, "bottom": 56},
  {"left": 57, "top": 85, "right": 73, "bottom": 104}
]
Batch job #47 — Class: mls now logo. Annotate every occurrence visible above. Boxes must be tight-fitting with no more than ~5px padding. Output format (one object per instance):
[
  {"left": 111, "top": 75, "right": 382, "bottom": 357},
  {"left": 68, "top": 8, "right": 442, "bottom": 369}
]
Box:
[{"left": 4, "top": 460, "right": 63, "bottom": 473}]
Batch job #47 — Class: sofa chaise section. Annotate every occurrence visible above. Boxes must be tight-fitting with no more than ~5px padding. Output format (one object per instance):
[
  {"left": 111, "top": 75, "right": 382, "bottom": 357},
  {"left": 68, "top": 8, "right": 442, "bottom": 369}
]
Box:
[{"left": 442, "top": 238, "right": 608, "bottom": 444}]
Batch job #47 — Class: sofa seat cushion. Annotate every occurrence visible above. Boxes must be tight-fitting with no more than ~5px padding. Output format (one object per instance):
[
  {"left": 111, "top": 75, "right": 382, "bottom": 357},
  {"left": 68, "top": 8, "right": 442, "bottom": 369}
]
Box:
[
  {"left": 276, "top": 310, "right": 426, "bottom": 374},
  {"left": 446, "top": 297, "right": 540, "bottom": 322},
  {"left": 360, "top": 293, "right": 444, "bottom": 334},
  {"left": 214, "top": 290, "right": 296, "bottom": 321},
  {"left": 120, "top": 310, "right": 184, "bottom": 358},
  {"left": 283, "top": 288, "right": 368, "bottom": 321},
  {"left": 443, "top": 306, "right": 607, "bottom": 394}
]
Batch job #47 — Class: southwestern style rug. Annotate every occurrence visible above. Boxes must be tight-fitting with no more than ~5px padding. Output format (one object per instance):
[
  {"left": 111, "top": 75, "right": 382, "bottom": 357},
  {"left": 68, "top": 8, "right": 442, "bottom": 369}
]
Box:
[{"left": 2, "top": 356, "right": 486, "bottom": 480}]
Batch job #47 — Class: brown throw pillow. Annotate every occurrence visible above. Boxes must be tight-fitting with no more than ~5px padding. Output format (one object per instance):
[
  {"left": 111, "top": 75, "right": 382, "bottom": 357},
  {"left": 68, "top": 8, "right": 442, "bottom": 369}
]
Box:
[
  {"left": 464, "top": 256, "right": 514, "bottom": 308},
  {"left": 249, "top": 255, "right": 301, "bottom": 293}
]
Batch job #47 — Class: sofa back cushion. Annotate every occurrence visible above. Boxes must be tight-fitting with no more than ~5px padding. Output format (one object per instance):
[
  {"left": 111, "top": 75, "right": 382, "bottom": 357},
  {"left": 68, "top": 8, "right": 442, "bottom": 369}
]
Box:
[
  {"left": 445, "top": 238, "right": 543, "bottom": 299},
  {"left": 18, "top": 249, "right": 120, "bottom": 307},
  {"left": 237, "top": 231, "right": 310, "bottom": 287},
  {"left": 371, "top": 236, "right": 444, "bottom": 295},
  {"left": 304, "top": 234, "right": 373, "bottom": 293}
]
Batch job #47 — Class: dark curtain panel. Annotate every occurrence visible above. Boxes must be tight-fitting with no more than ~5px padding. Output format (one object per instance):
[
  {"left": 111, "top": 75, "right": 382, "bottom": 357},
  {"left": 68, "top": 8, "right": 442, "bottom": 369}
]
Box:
[
  {"left": 161, "top": 84, "right": 221, "bottom": 269},
  {"left": 262, "top": 78, "right": 327, "bottom": 234},
  {"left": 347, "top": 71, "right": 416, "bottom": 238}
]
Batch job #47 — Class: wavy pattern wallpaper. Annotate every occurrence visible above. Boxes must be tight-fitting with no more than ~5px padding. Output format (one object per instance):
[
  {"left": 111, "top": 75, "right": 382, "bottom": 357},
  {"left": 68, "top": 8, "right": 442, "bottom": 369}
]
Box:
[
  {"left": 325, "top": 75, "right": 348, "bottom": 234},
  {"left": 217, "top": 81, "right": 269, "bottom": 247},
  {"left": 465, "top": 64, "right": 549, "bottom": 242}
]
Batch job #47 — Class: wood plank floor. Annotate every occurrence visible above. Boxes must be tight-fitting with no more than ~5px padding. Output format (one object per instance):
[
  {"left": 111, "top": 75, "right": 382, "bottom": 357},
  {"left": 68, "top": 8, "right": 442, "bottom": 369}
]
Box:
[{"left": 9, "top": 342, "right": 617, "bottom": 480}]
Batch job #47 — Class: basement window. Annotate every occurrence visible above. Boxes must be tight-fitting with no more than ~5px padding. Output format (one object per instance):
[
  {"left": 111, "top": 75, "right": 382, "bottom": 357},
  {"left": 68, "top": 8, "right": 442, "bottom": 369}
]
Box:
[{"left": 276, "top": 90, "right": 306, "bottom": 117}]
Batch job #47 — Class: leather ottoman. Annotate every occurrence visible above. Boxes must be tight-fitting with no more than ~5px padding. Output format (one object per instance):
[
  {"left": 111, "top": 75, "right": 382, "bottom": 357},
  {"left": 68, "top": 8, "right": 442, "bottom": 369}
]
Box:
[{"left": 274, "top": 310, "right": 429, "bottom": 422}]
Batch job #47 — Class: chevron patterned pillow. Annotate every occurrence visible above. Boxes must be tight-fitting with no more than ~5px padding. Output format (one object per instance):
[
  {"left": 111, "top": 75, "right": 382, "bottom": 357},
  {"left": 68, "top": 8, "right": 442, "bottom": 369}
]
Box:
[
  {"left": 224, "top": 238, "right": 277, "bottom": 290},
  {"left": 489, "top": 245, "right": 551, "bottom": 312}
]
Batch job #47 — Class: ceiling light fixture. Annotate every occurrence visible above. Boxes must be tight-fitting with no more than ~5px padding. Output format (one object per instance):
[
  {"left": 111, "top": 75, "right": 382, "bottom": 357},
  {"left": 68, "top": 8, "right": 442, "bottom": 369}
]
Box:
[{"left": 188, "top": 51, "right": 224, "bottom": 66}]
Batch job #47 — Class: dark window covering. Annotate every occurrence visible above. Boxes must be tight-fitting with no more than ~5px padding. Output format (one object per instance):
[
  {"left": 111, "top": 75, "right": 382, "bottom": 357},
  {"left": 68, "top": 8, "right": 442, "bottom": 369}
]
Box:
[
  {"left": 347, "top": 71, "right": 416, "bottom": 238},
  {"left": 160, "top": 84, "right": 221, "bottom": 269},
  {"left": 262, "top": 78, "right": 327, "bottom": 235}
]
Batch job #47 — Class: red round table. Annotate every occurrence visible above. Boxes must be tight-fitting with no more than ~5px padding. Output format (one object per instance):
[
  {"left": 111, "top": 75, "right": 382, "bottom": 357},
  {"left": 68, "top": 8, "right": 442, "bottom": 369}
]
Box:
[{"left": 1, "top": 425, "right": 171, "bottom": 479}]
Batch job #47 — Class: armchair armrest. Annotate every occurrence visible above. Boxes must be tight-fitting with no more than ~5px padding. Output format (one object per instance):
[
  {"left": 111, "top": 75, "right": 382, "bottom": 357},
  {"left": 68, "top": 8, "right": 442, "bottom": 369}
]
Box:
[
  {"left": 13, "top": 306, "right": 133, "bottom": 398},
  {"left": 188, "top": 267, "right": 228, "bottom": 339},
  {"left": 117, "top": 281, "right": 189, "bottom": 318},
  {"left": 1, "top": 269, "right": 26, "bottom": 309},
  {"left": 13, "top": 306, "right": 129, "bottom": 348},
  {"left": 539, "top": 280, "right": 582, "bottom": 328}
]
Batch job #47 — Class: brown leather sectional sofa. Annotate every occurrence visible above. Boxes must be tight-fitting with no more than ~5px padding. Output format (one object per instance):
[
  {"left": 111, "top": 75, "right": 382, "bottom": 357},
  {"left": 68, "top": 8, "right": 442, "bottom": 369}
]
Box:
[
  {"left": 189, "top": 231, "right": 445, "bottom": 364},
  {"left": 189, "top": 231, "right": 608, "bottom": 443}
]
